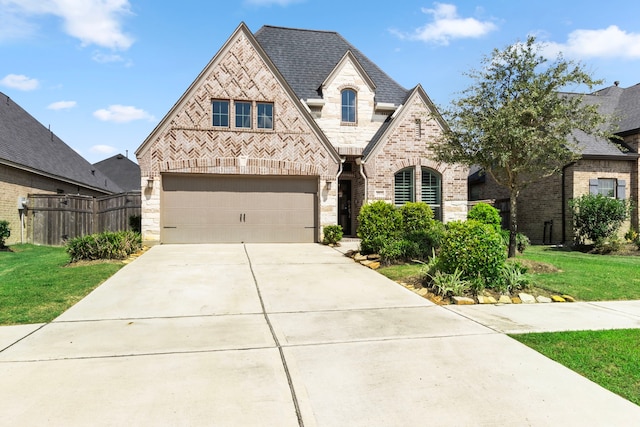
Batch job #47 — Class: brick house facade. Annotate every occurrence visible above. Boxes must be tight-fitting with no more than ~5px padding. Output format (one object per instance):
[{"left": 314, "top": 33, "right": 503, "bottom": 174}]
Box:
[
  {"left": 136, "top": 23, "right": 468, "bottom": 244},
  {"left": 470, "top": 83, "right": 640, "bottom": 244}
]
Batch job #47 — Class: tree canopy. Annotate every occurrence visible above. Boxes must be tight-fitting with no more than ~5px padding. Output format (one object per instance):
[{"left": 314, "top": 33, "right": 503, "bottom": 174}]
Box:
[{"left": 433, "top": 36, "right": 615, "bottom": 256}]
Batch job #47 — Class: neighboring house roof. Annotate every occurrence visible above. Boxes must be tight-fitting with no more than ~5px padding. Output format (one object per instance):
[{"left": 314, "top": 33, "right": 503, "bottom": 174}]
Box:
[
  {"left": 93, "top": 154, "right": 141, "bottom": 192},
  {"left": 254, "top": 25, "right": 409, "bottom": 106},
  {"left": 0, "top": 92, "right": 120, "bottom": 193}
]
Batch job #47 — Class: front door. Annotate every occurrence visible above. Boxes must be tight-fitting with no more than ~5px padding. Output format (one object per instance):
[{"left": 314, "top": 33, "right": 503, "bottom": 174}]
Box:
[{"left": 338, "top": 180, "right": 352, "bottom": 235}]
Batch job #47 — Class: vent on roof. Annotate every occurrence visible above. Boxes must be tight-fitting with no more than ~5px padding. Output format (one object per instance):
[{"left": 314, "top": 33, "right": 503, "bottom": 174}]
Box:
[{"left": 614, "top": 81, "right": 620, "bottom": 87}]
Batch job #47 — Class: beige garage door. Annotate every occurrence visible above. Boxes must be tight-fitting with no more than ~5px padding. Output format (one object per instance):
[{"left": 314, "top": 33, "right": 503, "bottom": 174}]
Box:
[{"left": 161, "top": 174, "right": 318, "bottom": 243}]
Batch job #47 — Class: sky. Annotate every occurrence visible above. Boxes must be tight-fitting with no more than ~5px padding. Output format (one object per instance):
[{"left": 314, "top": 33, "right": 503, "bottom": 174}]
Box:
[{"left": 2, "top": 0, "right": 640, "bottom": 164}]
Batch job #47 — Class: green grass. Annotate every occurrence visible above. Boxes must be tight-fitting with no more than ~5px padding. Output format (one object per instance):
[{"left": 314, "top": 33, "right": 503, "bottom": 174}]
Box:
[
  {"left": 378, "top": 263, "right": 425, "bottom": 282},
  {"left": 0, "top": 244, "right": 123, "bottom": 325},
  {"left": 519, "top": 246, "right": 640, "bottom": 300},
  {"left": 512, "top": 329, "right": 640, "bottom": 406}
]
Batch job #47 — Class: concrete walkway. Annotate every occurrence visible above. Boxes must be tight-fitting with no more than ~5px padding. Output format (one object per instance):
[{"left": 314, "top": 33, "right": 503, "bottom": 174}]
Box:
[{"left": 1, "top": 244, "right": 639, "bottom": 426}]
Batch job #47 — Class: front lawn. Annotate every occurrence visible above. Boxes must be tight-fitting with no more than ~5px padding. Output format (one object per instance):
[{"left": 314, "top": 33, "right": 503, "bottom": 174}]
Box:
[
  {"left": 512, "top": 329, "right": 640, "bottom": 406},
  {"left": 0, "top": 245, "right": 123, "bottom": 325},
  {"left": 518, "top": 246, "right": 640, "bottom": 300}
]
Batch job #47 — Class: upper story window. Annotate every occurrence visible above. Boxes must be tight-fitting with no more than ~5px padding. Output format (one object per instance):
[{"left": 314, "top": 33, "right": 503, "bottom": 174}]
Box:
[
  {"left": 235, "top": 101, "right": 252, "bottom": 128},
  {"left": 341, "top": 89, "right": 356, "bottom": 123},
  {"left": 212, "top": 100, "right": 229, "bottom": 127},
  {"left": 257, "top": 102, "right": 274, "bottom": 129}
]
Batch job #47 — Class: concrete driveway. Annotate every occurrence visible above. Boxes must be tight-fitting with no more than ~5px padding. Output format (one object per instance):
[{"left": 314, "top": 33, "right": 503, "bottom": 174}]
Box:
[{"left": 1, "top": 244, "right": 638, "bottom": 426}]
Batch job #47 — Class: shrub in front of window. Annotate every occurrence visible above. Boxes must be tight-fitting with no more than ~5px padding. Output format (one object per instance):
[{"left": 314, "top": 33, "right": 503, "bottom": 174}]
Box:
[
  {"left": 0, "top": 220, "right": 10, "bottom": 248},
  {"left": 568, "top": 194, "right": 631, "bottom": 245},
  {"left": 438, "top": 220, "right": 507, "bottom": 290},
  {"left": 322, "top": 225, "right": 344, "bottom": 245},
  {"left": 357, "top": 201, "right": 402, "bottom": 255},
  {"left": 467, "top": 202, "right": 501, "bottom": 231}
]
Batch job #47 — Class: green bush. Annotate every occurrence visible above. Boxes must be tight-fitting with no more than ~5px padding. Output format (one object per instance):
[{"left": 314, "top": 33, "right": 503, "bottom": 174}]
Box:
[
  {"left": 500, "top": 261, "right": 531, "bottom": 294},
  {"left": 0, "top": 220, "right": 10, "bottom": 248},
  {"left": 429, "top": 268, "right": 471, "bottom": 297},
  {"left": 569, "top": 194, "right": 631, "bottom": 245},
  {"left": 322, "top": 225, "right": 344, "bottom": 245},
  {"left": 438, "top": 220, "right": 507, "bottom": 289},
  {"left": 357, "top": 201, "right": 402, "bottom": 254},
  {"left": 467, "top": 203, "right": 501, "bottom": 231},
  {"left": 399, "top": 202, "right": 434, "bottom": 234},
  {"left": 66, "top": 230, "right": 142, "bottom": 262}
]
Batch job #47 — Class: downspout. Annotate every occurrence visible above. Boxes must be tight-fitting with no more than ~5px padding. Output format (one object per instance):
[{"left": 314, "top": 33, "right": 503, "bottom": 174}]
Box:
[
  {"left": 561, "top": 162, "right": 576, "bottom": 245},
  {"left": 356, "top": 157, "right": 368, "bottom": 202}
]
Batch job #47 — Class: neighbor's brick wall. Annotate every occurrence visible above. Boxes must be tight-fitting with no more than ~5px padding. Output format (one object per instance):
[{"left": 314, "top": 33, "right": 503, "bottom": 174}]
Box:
[
  {"left": 364, "top": 94, "right": 468, "bottom": 223},
  {"left": 0, "top": 164, "right": 104, "bottom": 245},
  {"left": 136, "top": 30, "right": 339, "bottom": 243},
  {"left": 471, "top": 158, "right": 635, "bottom": 244}
]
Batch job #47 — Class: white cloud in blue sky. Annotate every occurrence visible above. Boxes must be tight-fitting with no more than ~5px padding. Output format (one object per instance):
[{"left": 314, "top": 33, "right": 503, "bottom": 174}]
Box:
[
  {"left": 391, "top": 3, "right": 497, "bottom": 45},
  {"left": 93, "top": 105, "right": 155, "bottom": 123},
  {"left": 541, "top": 25, "right": 640, "bottom": 60},
  {"left": 90, "top": 144, "right": 117, "bottom": 155},
  {"left": 47, "top": 100, "right": 76, "bottom": 110},
  {"left": 0, "top": 74, "right": 39, "bottom": 91},
  {"left": 0, "top": 0, "right": 134, "bottom": 49}
]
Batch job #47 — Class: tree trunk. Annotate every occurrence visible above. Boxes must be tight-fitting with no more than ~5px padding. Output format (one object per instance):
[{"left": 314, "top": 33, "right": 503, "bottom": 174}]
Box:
[{"left": 508, "top": 189, "right": 519, "bottom": 258}]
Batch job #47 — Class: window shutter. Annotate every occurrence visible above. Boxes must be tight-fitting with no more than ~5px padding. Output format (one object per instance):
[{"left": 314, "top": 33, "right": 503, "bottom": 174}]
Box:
[
  {"left": 617, "top": 180, "right": 626, "bottom": 200},
  {"left": 589, "top": 179, "right": 598, "bottom": 195}
]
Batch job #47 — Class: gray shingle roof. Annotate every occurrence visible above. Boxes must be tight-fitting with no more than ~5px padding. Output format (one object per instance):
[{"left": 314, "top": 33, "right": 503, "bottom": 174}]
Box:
[
  {"left": 93, "top": 154, "right": 141, "bottom": 192},
  {"left": 0, "top": 92, "right": 120, "bottom": 193},
  {"left": 254, "top": 25, "right": 408, "bottom": 105}
]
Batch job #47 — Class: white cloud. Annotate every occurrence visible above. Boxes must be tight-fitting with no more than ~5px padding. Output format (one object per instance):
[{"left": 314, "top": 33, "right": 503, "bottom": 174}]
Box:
[
  {"left": 541, "top": 25, "right": 640, "bottom": 60},
  {"left": 0, "top": 73, "right": 39, "bottom": 90},
  {"left": 47, "top": 100, "right": 76, "bottom": 110},
  {"left": 391, "top": 3, "right": 497, "bottom": 45},
  {"left": 90, "top": 144, "right": 117, "bottom": 155},
  {"left": 244, "top": 0, "right": 303, "bottom": 6},
  {"left": 93, "top": 104, "right": 155, "bottom": 123},
  {"left": 91, "top": 50, "right": 133, "bottom": 66},
  {"left": 0, "top": 0, "right": 134, "bottom": 50}
]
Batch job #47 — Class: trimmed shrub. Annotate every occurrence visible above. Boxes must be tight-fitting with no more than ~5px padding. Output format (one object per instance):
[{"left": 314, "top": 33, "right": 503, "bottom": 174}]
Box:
[
  {"left": 399, "top": 202, "right": 434, "bottom": 234},
  {"left": 569, "top": 194, "right": 631, "bottom": 245},
  {"left": 438, "top": 220, "right": 507, "bottom": 289},
  {"left": 467, "top": 203, "right": 501, "bottom": 231},
  {"left": 322, "top": 225, "right": 344, "bottom": 245},
  {"left": 0, "top": 220, "right": 10, "bottom": 248},
  {"left": 66, "top": 230, "right": 142, "bottom": 262},
  {"left": 357, "top": 201, "right": 402, "bottom": 255}
]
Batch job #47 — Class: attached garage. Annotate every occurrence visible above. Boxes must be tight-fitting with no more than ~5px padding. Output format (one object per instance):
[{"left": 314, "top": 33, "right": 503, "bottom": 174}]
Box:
[{"left": 160, "top": 174, "right": 318, "bottom": 243}]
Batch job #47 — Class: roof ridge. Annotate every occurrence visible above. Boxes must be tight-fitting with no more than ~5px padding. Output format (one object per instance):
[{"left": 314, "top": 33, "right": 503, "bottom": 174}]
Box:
[{"left": 257, "top": 25, "right": 339, "bottom": 35}]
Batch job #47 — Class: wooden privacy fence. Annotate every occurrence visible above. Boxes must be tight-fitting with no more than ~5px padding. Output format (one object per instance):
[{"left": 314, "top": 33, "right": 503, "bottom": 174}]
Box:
[{"left": 27, "top": 192, "right": 141, "bottom": 246}]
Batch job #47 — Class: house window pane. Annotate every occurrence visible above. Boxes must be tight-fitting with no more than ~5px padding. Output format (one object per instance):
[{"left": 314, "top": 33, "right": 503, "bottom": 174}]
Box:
[
  {"left": 598, "top": 178, "right": 616, "bottom": 197},
  {"left": 212, "top": 100, "right": 229, "bottom": 127},
  {"left": 341, "top": 89, "right": 356, "bottom": 123},
  {"left": 257, "top": 103, "right": 273, "bottom": 129},
  {"left": 235, "top": 102, "right": 252, "bottom": 128},
  {"left": 394, "top": 168, "right": 414, "bottom": 206},
  {"left": 422, "top": 168, "right": 442, "bottom": 220}
]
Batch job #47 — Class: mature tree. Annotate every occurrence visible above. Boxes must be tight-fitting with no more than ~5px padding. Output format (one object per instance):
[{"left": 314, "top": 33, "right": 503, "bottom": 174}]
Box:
[{"left": 433, "top": 36, "right": 614, "bottom": 257}]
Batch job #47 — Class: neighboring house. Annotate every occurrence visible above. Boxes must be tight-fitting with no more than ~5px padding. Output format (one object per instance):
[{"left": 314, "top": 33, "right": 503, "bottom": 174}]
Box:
[
  {"left": 0, "top": 91, "right": 120, "bottom": 245},
  {"left": 93, "top": 153, "right": 141, "bottom": 193},
  {"left": 470, "top": 82, "right": 640, "bottom": 244},
  {"left": 136, "top": 23, "right": 468, "bottom": 244}
]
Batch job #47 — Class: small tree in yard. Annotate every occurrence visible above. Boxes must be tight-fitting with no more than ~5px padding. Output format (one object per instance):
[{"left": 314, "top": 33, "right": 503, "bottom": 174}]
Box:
[
  {"left": 569, "top": 194, "right": 631, "bottom": 245},
  {"left": 432, "top": 36, "right": 614, "bottom": 257}
]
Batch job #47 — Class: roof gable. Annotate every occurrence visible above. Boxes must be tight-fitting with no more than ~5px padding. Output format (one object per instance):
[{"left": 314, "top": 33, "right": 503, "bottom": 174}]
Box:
[
  {"left": 254, "top": 25, "right": 408, "bottom": 105},
  {"left": 322, "top": 50, "right": 376, "bottom": 94},
  {"left": 0, "top": 92, "right": 119, "bottom": 193}
]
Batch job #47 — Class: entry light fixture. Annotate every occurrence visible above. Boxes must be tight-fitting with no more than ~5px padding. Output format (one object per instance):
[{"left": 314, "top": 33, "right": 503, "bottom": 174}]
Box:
[
  {"left": 147, "top": 177, "right": 155, "bottom": 189},
  {"left": 326, "top": 180, "right": 332, "bottom": 190}
]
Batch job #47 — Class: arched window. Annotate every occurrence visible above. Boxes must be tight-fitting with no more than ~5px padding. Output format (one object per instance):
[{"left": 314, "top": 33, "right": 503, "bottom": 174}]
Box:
[
  {"left": 421, "top": 168, "right": 442, "bottom": 220},
  {"left": 341, "top": 89, "right": 356, "bottom": 123},
  {"left": 394, "top": 168, "right": 414, "bottom": 205}
]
